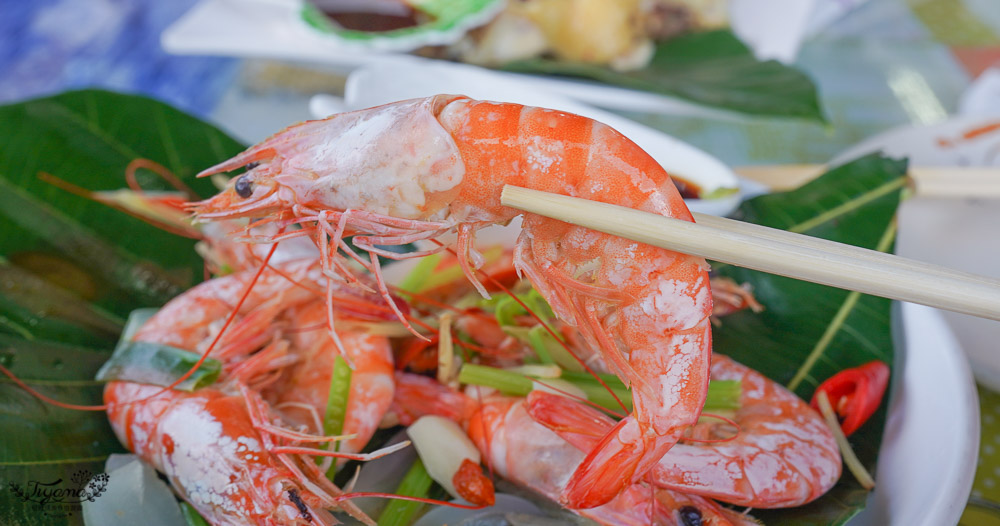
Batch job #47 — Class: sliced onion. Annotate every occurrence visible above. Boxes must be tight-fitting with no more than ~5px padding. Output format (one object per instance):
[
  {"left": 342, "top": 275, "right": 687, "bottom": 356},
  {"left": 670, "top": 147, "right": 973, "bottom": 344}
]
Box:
[{"left": 407, "top": 415, "right": 481, "bottom": 499}]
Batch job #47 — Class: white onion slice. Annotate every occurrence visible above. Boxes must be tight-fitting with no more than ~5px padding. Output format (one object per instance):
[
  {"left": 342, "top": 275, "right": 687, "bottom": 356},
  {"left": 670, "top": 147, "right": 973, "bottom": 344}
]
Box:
[{"left": 407, "top": 415, "right": 481, "bottom": 499}]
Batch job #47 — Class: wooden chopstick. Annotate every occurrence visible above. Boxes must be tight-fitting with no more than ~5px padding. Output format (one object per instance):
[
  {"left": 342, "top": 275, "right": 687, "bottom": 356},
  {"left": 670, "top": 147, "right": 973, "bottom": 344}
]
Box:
[
  {"left": 501, "top": 185, "right": 1000, "bottom": 322},
  {"left": 735, "top": 165, "right": 1000, "bottom": 197}
]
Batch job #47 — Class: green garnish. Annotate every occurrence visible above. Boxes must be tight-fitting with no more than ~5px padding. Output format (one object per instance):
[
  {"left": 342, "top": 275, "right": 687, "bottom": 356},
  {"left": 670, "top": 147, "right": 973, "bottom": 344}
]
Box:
[
  {"left": 179, "top": 502, "right": 211, "bottom": 526},
  {"left": 458, "top": 363, "right": 741, "bottom": 413},
  {"left": 376, "top": 459, "right": 434, "bottom": 526},
  {"left": 323, "top": 355, "right": 353, "bottom": 476},
  {"left": 95, "top": 309, "right": 221, "bottom": 391}
]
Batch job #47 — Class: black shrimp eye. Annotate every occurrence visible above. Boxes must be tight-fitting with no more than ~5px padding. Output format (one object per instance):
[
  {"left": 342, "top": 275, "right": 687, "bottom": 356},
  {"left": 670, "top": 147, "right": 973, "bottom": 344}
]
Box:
[
  {"left": 678, "top": 506, "right": 703, "bottom": 526},
  {"left": 234, "top": 175, "right": 253, "bottom": 198}
]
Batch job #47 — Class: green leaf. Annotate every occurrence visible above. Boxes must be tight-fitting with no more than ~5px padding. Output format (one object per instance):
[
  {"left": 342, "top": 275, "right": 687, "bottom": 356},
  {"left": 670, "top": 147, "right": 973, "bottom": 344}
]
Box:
[
  {"left": 0, "top": 90, "right": 245, "bottom": 319},
  {"left": 0, "top": 90, "right": 246, "bottom": 525},
  {"left": 0, "top": 336, "right": 124, "bottom": 526},
  {"left": 712, "top": 153, "right": 907, "bottom": 525},
  {"left": 504, "top": 30, "right": 825, "bottom": 122}
]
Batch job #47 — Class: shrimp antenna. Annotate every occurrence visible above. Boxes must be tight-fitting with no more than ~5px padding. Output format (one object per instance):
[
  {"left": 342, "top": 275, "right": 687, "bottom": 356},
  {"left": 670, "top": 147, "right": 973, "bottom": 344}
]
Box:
[{"left": 330, "top": 492, "right": 484, "bottom": 510}]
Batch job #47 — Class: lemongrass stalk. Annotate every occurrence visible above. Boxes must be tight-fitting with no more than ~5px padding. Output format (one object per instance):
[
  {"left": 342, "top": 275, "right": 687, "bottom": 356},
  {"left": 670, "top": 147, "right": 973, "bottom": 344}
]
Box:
[{"left": 816, "top": 390, "right": 876, "bottom": 489}]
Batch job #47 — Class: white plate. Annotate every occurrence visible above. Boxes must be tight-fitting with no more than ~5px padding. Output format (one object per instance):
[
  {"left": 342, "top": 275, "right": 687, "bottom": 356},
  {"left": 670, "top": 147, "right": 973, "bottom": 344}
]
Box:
[
  {"left": 851, "top": 302, "right": 978, "bottom": 526},
  {"left": 162, "top": 0, "right": 813, "bottom": 117},
  {"left": 308, "top": 60, "right": 744, "bottom": 217}
]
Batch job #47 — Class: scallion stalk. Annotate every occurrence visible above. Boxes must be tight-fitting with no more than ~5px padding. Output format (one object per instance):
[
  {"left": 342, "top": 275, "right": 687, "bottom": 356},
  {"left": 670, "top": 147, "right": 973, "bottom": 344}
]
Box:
[
  {"left": 179, "top": 502, "right": 210, "bottom": 526},
  {"left": 458, "top": 363, "right": 742, "bottom": 413},
  {"left": 323, "top": 355, "right": 352, "bottom": 478},
  {"left": 376, "top": 459, "right": 434, "bottom": 526},
  {"left": 458, "top": 363, "right": 533, "bottom": 395}
]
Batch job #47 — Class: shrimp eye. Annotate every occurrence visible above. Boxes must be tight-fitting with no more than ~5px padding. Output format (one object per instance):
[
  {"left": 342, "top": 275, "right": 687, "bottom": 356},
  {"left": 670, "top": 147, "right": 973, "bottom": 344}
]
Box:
[
  {"left": 234, "top": 175, "right": 253, "bottom": 198},
  {"left": 678, "top": 506, "right": 703, "bottom": 526}
]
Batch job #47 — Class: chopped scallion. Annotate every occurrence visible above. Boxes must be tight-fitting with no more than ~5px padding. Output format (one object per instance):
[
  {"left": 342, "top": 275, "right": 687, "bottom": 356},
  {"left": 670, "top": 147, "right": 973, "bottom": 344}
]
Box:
[{"left": 376, "top": 459, "right": 434, "bottom": 526}]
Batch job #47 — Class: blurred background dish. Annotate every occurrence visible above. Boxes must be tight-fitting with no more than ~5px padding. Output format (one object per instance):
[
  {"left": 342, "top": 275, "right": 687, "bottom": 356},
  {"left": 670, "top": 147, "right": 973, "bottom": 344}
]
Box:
[{"left": 161, "top": 0, "right": 822, "bottom": 118}]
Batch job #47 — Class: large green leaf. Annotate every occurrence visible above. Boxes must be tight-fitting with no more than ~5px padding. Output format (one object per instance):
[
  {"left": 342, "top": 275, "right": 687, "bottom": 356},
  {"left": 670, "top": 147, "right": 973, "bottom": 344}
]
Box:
[
  {"left": 504, "top": 30, "right": 826, "bottom": 122},
  {"left": 0, "top": 90, "right": 246, "bottom": 526},
  {"left": 0, "top": 90, "right": 245, "bottom": 320},
  {"left": 713, "top": 153, "right": 907, "bottom": 525},
  {"left": 0, "top": 336, "right": 124, "bottom": 526}
]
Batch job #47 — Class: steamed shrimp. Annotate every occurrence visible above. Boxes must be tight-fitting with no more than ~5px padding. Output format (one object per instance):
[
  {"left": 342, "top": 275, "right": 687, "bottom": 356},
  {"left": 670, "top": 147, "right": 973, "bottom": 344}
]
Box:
[
  {"left": 529, "top": 354, "right": 842, "bottom": 508},
  {"left": 391, "top": 373, "right": 755, "bottom": 526},
  {"left": 192, "top": 95, "right": 713, "bottom": 507},
  {"left": 104, "top": 259, "right": 401, "bottom": 525}
]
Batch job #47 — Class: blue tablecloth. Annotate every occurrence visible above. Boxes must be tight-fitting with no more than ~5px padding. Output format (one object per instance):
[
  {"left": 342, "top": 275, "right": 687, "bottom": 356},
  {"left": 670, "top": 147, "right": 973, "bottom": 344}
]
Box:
[{"left": 0, "top": 0, "right": 238, "bottom": 118}]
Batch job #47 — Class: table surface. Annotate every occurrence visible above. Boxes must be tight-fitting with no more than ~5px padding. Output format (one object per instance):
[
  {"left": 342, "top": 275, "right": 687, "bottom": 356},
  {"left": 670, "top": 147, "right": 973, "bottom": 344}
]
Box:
[{"left": 3, "top": 0, "right": 1000, "bottom": 524}]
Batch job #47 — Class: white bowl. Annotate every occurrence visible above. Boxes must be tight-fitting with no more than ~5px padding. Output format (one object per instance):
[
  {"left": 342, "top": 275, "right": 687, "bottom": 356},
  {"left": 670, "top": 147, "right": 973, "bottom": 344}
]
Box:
[{"left": 309, "top": 60, "right": 743, "bottom": 217}]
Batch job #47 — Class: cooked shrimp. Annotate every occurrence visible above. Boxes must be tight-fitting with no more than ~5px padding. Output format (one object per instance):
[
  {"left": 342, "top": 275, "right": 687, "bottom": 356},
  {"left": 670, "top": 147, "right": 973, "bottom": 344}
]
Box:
[
  {"left": 271, "top": 299, "right": 394, "bottom": 455},
  {"left": 528, "top": 354, "right": 842, "bottom": 508},
  {"left": 191, "top": 96, "right": 713, "bottom": 507},
  {"left": 389, "top": 373, "right": 754, "bottom": 525},
  {"left": 105, "top": 382, "right": 344, "bottom": 525},
  {"left": 468, "top": 395, "right": 757, "bottom": 526},
  {"left": 104, "top": 259, "right": 409, "bottom": 525}
]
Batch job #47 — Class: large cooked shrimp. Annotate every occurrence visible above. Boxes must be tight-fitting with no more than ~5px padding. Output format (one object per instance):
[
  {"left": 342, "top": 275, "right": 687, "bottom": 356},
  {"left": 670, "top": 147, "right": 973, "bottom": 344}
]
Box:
[
  {"left": 393, "top": 379, "right": 756, "bottom": 526},
  {"left": 191, "top": 95, "right": 713, "bottom": 507},
  {"left": 104, "top": 259, "right": 401, "bottom": 525},
  {"left": 529, "top": 354, "right": 842, "bottom": 508},
  {"left": 105, "top": 382, "right": 344, "bottom": 525}
]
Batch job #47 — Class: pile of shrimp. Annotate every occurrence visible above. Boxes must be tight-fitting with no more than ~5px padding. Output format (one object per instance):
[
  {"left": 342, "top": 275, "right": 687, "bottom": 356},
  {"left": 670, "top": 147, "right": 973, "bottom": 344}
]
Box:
[{"left": 99, "top": 95, "right": 844, "bottom": 525}]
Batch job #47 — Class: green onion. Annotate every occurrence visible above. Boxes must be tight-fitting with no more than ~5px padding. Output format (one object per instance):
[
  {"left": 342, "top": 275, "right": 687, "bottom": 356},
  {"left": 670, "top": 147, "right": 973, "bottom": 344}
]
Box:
[
  {"left": 179, "top": 502, "right": 211, "bottom": 526},
  {"left": 703, "top": 380, "right": 741, "bottom": 411},
  {"left": 324, "top": 356, "right": 353, "bottom": 437},
  {"left": 527, "top": 325, "right": 582, "bottom": 372},
  {"left": 458, "top": 363, "right": 742, "bottom": 413},
  {"left": 572, "top": 381, "right": 633, "bottom": 412},
  {"left": 322, "top": 355, "right": 353, "bottom": 477},
  {"left": 458, "top": 363, "right": 534, "bottom": 395},
  {"left": 94, "top": 341, "right": 222, "bottom": 391},
  {"left": 396, "top": 254, "right": 442, "bottom": 294},
  {"left": 377, "top": 459, "right": 434, "bottom": 526},
  {"left": 494, "top": 296, "right": 522, "bottom": 327}
]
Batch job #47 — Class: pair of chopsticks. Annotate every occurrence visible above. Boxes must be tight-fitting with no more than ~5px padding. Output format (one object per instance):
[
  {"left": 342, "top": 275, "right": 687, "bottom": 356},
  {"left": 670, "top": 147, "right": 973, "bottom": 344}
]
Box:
[{"left": 500, "top": 185, "right": 1000, "bottom": 322}]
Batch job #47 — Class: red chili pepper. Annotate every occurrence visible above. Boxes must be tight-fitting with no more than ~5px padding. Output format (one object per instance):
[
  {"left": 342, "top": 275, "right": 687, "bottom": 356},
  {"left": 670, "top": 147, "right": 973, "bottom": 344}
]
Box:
[{"left": 810, "top": 361, "right": 890, "bottom": 437}]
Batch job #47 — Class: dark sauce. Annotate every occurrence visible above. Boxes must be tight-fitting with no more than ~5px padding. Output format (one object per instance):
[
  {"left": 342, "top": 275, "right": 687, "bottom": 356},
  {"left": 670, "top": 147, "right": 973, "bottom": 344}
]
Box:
[
  {"left": 309, "top": 0, "right": 422, "bottom": 32},
  {"left": 672, "top": 175, "right": 702, "bottom": 200}
]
